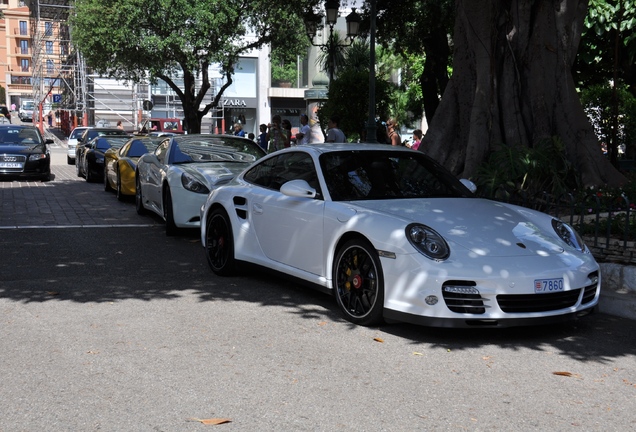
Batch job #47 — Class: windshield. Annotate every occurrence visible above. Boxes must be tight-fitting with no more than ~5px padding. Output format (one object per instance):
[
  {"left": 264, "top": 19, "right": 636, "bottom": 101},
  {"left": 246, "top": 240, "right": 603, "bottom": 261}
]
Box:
[
  {"left": 320, "top": 150, "right": 474, "bottom": 201},
  {"left": 168, "top": 135, "right": 265, "bottom": 164},
  {"left": 22, "top": 102, "right": 34, "bottom": 110},
  {"left": 69, "top": 128, "right": 86, "bottom": 139},
  {"left": 0, "top": 127, "right": 42, "bottom": 145}
]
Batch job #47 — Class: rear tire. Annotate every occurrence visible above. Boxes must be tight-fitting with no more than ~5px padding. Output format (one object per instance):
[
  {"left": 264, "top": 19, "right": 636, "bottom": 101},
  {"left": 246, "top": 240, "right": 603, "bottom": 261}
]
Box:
[
  {"left": 333, "top": 238, "right": 385, "bottom": 326},
  {"left": 205, "top": 208, "right": 236, "bottom": 276}
]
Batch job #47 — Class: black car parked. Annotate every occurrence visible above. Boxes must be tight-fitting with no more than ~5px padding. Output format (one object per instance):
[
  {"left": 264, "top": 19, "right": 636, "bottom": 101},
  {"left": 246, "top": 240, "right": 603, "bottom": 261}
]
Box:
[
  {"left": 77, "top": 136, "right": 130, "bottom": 182},
  {"left": 0, "top": 125, "right": 52, "bottom": 181}
]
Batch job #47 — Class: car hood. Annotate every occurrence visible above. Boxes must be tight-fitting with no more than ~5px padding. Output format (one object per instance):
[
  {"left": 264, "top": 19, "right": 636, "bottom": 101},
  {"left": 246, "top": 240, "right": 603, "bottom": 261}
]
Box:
[
  {"left": 0, "top": 143, "right": 45, "bottom": 154},
  {"left": 349, "top": 198, "right": 568, "bottom": 257},
  {"left": 180, "top": 162, "right": 250, "bottom": 187}
]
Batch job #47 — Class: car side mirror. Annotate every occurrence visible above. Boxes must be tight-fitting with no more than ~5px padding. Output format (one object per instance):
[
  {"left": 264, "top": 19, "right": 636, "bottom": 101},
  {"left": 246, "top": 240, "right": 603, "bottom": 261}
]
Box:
[
  {"left": 45, "top": 138, "right": 54, "bottom": 144},
  {"left": 460, "top": 178, "right": 477, "bottom": 193},
  {"left": 280, "top": 179, "right": 316, "bottom": 198}
]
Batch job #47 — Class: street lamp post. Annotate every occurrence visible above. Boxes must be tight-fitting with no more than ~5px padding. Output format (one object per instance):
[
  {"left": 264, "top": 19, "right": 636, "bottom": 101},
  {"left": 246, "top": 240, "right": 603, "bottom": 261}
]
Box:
[
  {"left": 365, "top": 0, "right": 377, "bottom": 143},
  {"left": 303, "top": 1, "right": 361, "bottom": 83}
]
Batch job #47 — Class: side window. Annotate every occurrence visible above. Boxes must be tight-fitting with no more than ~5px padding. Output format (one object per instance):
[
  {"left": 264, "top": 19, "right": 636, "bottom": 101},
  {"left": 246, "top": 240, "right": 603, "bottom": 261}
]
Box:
[
  {"left": 155, "top": 140, "right": 170, "bottom": 164},
  {"left": 244, "top": 152, "right": 320, "bottom": 194}
]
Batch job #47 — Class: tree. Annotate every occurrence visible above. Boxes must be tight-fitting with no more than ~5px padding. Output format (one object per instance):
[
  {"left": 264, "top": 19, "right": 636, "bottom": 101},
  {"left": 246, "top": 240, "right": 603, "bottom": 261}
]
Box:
[
  {"left": 70, "top": 0, "right": 313, "bottom": 133},
  {"left": 421, "top": 0, "right": 626, "bottom": 187},
  {"left": 317, "top": 40, "right": 394, "bottom": 141},
  {"left": 369, "top": 0, "right": 454, "bottom": 125}
]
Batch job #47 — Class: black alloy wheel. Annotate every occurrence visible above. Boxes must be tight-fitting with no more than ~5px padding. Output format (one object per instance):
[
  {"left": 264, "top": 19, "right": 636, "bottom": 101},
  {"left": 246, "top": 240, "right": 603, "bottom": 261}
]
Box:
[
  {"left": 333, "top": 239, "right": 385, "bottom": 326},
  {"left": 205, "top": 208, "right": 236, "bottom": 276}
]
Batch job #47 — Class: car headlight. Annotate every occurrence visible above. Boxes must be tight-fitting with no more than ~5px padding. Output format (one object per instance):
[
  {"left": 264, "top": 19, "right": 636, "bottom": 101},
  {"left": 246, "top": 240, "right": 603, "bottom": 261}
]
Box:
[
  {"left": 406, "top": 223, "right": 450, "bottom": 261},
  {"left": 181, "top": 172, "right": 210, "bottom": 194},
  {"left": 551, "top": 219, "right": 588, "bottom": 253},
  {"left": 28, "top": 154, "right": 47, "bottom": 161}
]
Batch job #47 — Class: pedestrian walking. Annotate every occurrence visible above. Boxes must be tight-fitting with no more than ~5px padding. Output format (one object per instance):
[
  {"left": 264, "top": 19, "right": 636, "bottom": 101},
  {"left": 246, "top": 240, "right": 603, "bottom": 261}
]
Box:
[
  {"left": 296, "top": 113, "right": 311, "bottom": 145},
  {"left": 325, "top": 115, "right": 346, "bottom": 143}
]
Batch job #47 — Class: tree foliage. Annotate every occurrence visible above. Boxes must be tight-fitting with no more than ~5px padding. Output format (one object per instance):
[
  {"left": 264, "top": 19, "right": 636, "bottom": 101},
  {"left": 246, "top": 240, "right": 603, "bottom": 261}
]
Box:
[
  {"left": 363, "top": 0, "right": 454, "bottom": 124},
  {"left": 70, "top": 0, "right": 314, "bottom": 133},
  {"left": 317, "top": 39, "right": 394, "bottom": 142},
  {"left": 575, "top": 0, "right": 636, "bottom": 91}
]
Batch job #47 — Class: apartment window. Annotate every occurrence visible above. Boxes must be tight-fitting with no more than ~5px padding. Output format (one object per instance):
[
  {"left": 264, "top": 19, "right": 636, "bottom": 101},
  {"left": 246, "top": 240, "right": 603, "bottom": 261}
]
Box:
[
  {"left": 21, "top": 59, "right": 29, "bottom": 72},
  {"left": 21, "top": 40, "right": 29, "bottom": 55},
  {"left": 46, "top": 60, "right": 55, "bottom": 74},
  {"left": 19, "top": 21, "right": 27, "bottom": 36},
  {"left": 46, "top": 41, "right": 54, "bottom": 55},
  {"left": 45, "top": 22, "right": 53, "bottom": 37}
]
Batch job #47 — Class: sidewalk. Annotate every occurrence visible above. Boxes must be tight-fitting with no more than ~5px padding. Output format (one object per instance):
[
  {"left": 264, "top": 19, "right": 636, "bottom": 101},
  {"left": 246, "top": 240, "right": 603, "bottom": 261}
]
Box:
[{"left": 42, "top": 126, "right": 68, "bottom": 148}]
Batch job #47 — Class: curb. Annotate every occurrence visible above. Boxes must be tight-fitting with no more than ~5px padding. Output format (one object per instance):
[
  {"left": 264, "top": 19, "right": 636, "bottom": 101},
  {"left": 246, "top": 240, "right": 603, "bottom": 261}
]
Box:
[{"left": 599, "top": 262, "right": 636, "bottom": 320}]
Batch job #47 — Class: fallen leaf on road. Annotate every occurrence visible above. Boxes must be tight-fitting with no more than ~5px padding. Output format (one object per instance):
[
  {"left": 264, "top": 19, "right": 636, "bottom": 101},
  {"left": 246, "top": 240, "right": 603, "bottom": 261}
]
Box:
[
  {"left": 188, "top": 418, "right": 232, "bottom": 425},
  {"left": 318, "top": 321, "right": 328, "bottom": 326},
  {"left": 553, "top": 371, "right": 573, "bottom": 377},
  {"left": 373, "top": 337, "right": 384, "bottom": 343},
  {"left": 413, "top": 352, "right": 423, "bottom": 356}
]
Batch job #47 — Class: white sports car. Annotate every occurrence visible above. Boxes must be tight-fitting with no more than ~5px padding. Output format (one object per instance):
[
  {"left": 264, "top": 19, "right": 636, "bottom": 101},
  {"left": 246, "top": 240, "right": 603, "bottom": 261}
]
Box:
[
  {"left": 200, "top": 144, "right": 600, "bottom": 328},
  {"left": 136, "top": 134, "right": 266, "bottom": 235}
]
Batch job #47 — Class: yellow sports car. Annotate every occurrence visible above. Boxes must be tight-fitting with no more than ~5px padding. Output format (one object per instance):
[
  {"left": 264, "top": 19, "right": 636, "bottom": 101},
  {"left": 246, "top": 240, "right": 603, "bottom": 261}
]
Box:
[{"left": 104, "top": 136, "right": 164, "bottom": 200}]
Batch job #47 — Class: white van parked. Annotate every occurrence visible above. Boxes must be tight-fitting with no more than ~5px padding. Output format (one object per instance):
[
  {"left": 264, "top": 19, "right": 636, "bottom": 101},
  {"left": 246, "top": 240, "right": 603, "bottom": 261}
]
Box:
[{"left": 19, "top": 100, "right": 34, "bottom": 122}]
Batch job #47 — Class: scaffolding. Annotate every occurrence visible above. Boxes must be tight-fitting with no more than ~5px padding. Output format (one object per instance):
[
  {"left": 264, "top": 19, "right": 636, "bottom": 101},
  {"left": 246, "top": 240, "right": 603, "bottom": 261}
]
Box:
[
  {"left": 26, "top": 0, "right": 225, "bottom": 134},
  {"left": 27, "top": 0, "right": 78, "bottom": 133}
]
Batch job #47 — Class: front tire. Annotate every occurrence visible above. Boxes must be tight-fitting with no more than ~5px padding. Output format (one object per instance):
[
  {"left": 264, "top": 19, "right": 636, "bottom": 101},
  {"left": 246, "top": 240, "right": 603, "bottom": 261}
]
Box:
[
  {"left": 135, "top": 175, "right": 146, "bottom": 215},
  {"left": 104, "top": 167, "right": 112, "bottom": 191},
  {"left": 116, "top": 169, "right": 124, "bottom": 201},
  {"left": 333, "top": 239, "right": 385, "bottom": 326},
  {"left": 85, "top": 161, "right": 94, "bottom": 182},
  {"left": 163, "top": 187, "right": 178, "bottom": 236},
  {"left": 205, "top": 208, "right": 236, "bottom": 276},
  {"left": 67, "top": 156, "right": 74, "bottom": 165}
]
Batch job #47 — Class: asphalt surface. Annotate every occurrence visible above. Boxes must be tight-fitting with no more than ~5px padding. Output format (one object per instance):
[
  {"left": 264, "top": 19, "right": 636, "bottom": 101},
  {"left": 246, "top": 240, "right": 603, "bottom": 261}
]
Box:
[{"left": 1, "top": 135, "right": 635, "bottom": 431}]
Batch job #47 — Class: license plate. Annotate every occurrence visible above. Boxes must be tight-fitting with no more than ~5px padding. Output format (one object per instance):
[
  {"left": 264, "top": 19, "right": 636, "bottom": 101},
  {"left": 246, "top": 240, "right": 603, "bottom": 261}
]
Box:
[
  {"left": 534, "top": 278, "right": 564, "bottom": 293},
  {"left": 0, "top": 162, "right": 23, "bottom": 169}
]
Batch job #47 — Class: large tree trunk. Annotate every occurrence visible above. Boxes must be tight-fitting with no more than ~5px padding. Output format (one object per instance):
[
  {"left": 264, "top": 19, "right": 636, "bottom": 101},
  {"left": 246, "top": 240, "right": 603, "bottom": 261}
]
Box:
[{"left": 422, "top": 0, "right": 626, "bottom": 187}]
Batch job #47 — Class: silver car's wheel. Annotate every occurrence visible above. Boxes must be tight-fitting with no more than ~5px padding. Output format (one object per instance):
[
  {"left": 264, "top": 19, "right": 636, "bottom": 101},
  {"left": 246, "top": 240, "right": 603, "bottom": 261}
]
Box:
[
  {"left": 205, "top": 208, "right": 236, "bottom": 276},
  {"left": 135, "top": 175, "right": 146, "bottom": 215},
  {"left": 163, "top": 187, "right": 178, "bottom": 236},
  {"left": 333, "top": 239, "right": 385, "bottom": 326}
]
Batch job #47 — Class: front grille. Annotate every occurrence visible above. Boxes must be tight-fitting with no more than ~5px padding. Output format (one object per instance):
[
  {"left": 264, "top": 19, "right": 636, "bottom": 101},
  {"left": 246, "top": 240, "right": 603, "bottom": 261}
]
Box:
[
  {"left": 0, "top": 154, "right": 27, "bottom": 173},
  {"left": 0, "top": 154, "right": 26, "bottom": 162},
  {"left": 497, "top": 289, "right": 581, "bottom": 313},
  {"left": 442, "top": 281, "right": 486, "bottom": 314}
]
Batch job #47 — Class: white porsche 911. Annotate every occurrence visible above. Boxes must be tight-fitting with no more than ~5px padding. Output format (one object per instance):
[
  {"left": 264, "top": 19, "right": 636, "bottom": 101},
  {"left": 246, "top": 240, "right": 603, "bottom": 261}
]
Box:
[
  {"left": 136, "top": 134, "right": 265, "bottom": 235},
  {"left": 200, "top": 144, "right": 600, "bottom": 328}
]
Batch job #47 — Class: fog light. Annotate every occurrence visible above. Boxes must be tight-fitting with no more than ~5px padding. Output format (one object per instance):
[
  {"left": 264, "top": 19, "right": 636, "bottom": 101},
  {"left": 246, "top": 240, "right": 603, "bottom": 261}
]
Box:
[
  {"left": 443, "top": 285, "right": 480, "bottom": 295},
  {"left": 425, "top": 295, "right": 438, "bottom": 305}
]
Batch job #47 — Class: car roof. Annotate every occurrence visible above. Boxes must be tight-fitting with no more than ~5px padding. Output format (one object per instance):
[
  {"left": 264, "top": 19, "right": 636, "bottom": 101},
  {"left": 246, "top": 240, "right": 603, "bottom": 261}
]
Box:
[{"left": 287, "top": 142, "right": 414, "bottom": 154}]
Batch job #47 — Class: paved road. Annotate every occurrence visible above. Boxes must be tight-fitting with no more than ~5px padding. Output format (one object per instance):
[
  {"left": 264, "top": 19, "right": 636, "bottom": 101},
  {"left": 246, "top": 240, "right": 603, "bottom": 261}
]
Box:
[{"left": 1, "top": 144, "right": 635, "bottom": 431}]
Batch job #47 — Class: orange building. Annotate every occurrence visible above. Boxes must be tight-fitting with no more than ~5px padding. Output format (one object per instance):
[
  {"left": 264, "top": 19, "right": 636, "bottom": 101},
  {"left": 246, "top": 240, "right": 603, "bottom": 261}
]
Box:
[{"left": 0, "top": 0, "right": 64, "bottom": 110}]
